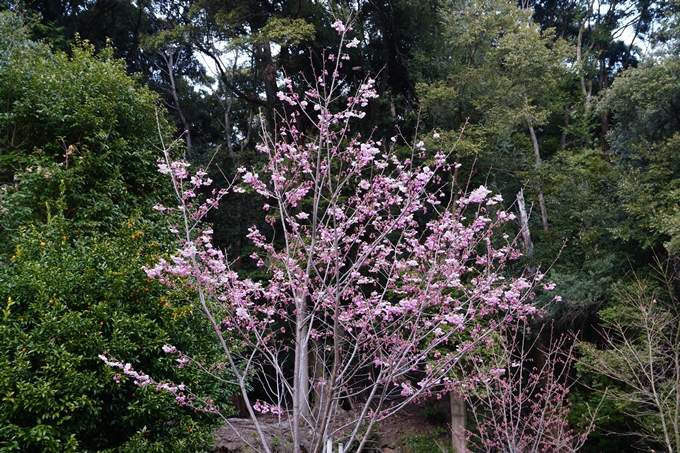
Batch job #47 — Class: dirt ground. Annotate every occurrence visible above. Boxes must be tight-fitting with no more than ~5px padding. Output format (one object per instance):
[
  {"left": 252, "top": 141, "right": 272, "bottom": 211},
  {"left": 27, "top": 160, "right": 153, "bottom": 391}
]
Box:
[
  {"left": 374, "top": 401, "right": 450, "bottom": 448},
  {"left": 214, "top": 400, "right": 451, "bottom": 453}
]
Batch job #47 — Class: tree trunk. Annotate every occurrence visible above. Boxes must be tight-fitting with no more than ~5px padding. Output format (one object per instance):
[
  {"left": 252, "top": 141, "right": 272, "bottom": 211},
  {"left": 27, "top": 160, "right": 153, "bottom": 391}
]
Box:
[
  {"left": 450, "top": 392, "right": 467, "bottom": 453},
  {"left": 516, "top": 188, "right": 534, "bottom": 256},
  {"left": 577, "top": 0, "right": 596, "bottom": 122},
  {"left": 599, "top": 56, "right": 611, "bottom": 161},
  {"left": 223, "top": 93, "right": 234, "bottom": 155},
  {"left": 527, "top": 119, "right": 548, "bottom": 232},
  {"left": 260, "top": 42, "right": 278, "bottom": 112},
  {"left": 310, "top": 342, "right": 324, "bottom": 419},
  {"left": 368, "top": 1, "right": 392, "bottom": 126},
  {"left": 299, "top": 324, "right": 312, "bottom": 419},
  {"left": 293, "top": 303, "right": 311, "bottom": 453},
  {"left": 601, "top": 110, "right": 610, "bottom": 161}
]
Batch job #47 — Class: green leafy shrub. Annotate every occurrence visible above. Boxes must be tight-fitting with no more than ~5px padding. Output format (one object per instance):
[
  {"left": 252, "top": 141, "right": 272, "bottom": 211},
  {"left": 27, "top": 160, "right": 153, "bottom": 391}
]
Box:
[
  {"left": 0, "top": 212, "right": 235, "bottom": 452},
  {"left": 0, "top": 11, "right": 236, "bottom": 452},
  {"left": 0, "top": 10, "right": 171, "bottom": 239}
]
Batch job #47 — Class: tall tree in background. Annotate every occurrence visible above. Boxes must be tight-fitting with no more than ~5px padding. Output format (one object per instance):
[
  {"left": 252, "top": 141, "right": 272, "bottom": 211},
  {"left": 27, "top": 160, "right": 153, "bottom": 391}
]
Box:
[
  {"left": 599, "top": 51, "right": 680, "bottom": 255},
  {"left": 531, "top": 0, "right": 664, "bottom": 155},
  {"left": 414, "top": 0, "right": 568, "bottom": 233}
]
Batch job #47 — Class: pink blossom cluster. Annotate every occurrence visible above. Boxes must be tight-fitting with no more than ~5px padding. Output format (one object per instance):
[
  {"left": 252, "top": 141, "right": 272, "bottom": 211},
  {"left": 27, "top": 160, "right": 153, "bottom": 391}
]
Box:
[
  {"left": 253, "top": 400, "right": 284, "bottom": 415},
  {"left": 151, "top": 147, "right": 242, "bottom": 239},
  {"left": 99, "top": 354, "right": 155, "bottom": 387},
  {"left": 98, "top": 353, "right": 219, "bottom": 412}
]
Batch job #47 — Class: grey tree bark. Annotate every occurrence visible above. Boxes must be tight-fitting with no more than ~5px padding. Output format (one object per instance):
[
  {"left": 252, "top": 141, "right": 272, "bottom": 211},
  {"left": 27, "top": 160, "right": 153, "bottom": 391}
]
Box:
[
  {"left": 451, "top": 392, "right": 467, "bottom": 453},
  {"left": 516, "top": 188, "right": 534, "bottom": 256},
  {"left": 527, "top": 119, "right": 549, "bottom": 232}
]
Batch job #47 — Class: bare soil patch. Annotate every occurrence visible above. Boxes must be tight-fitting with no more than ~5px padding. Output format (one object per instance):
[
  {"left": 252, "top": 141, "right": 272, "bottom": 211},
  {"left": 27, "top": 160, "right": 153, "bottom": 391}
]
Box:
[{"left": 214, "top": 400, "right": 451, "bottom": 453}]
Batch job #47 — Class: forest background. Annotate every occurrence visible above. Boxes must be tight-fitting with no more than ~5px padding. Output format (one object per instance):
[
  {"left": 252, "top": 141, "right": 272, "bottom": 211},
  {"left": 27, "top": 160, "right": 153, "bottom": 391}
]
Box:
[{"left": 1, "top": 0, "right": 680, "bottom": 451}]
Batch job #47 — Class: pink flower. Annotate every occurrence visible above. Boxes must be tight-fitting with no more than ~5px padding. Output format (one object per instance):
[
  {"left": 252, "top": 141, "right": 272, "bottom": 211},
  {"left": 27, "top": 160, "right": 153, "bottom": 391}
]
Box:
[
  {"left": 331, "top": 19, "right": 345, "bottom": 34},
  {"left": 468, "top": 186, "right": 492, "bottom": 203},
  {"left": 346, "top": 38, "right": 360, "bottom": 48},
  {"left": 162, "top": 344, "right": 178, "bottom": 354}
]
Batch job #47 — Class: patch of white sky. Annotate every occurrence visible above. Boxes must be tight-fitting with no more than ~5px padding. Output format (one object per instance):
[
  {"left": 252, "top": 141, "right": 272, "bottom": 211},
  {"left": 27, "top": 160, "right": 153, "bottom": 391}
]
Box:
[
  {"left": 593, "top": 0, "right": 658, "bottom": 56},
  {"left": 194, "top": 46, "right": 247, "bottom": 93},
  {"left": 193, "top": 28, "right": 282, "bottom": 96}
]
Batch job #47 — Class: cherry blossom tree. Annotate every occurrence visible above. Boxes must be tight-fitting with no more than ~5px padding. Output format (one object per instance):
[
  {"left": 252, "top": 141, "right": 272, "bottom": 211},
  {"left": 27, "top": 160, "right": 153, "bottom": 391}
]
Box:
[
  {"left": 103, "top": 18, "right": 547, "bottom": 453},
  {"left": 463, "top": 323, "right": 599, "bottom": 453}
]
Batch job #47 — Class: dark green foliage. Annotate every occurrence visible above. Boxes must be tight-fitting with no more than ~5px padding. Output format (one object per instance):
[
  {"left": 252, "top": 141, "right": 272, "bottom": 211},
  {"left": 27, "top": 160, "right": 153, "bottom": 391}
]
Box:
[
  {"left": 0, "top": 213, "right": 232, "bottom": 452},
  {"left": 2, "top": 0, "right": 150, "bottom": 65},
  {"left": 568, "top": 385, "right": 643, "bottom": 453},
  {"left": 0, "top": 11, "right": 170, "bottom": 236},
  {"left": 420, "top": 404, "right": 449, "bottom": 425},
  {"left": 600, "top": 57, "right": 680, "bottom": 254},
  {"left": 0, "top": 12, "right": 235, "bottom": 452},
  {"left": 403, "top": 429, "right": 450, "bottom": 453}
]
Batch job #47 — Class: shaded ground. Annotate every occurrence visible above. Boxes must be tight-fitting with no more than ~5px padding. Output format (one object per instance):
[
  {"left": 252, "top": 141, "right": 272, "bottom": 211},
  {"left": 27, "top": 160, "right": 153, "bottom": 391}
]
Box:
[{"left": 214, "top": 400, "right": 451, "bottom": 453}]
